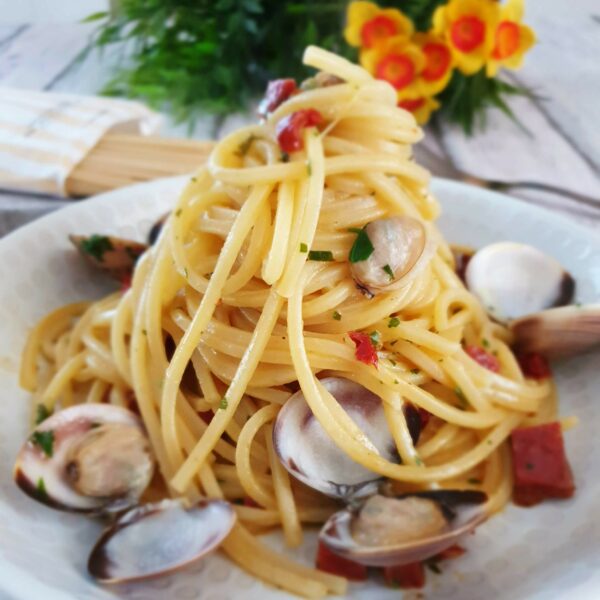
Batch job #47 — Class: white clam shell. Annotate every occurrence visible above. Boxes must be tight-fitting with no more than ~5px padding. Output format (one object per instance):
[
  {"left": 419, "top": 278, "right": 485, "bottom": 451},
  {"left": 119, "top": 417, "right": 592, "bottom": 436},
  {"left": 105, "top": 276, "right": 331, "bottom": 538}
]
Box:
[
  {"left": 272, "top": 377, "right": 397, "bottom": 500},
  {"left": 465, "top": 242, "right": 574, "bottom": 323},
  {"left": 14, "top": 404, "right": 152, "bottom": 513},
  {"left": 88, "top": 499, "right": 236, "bottom": 583}
]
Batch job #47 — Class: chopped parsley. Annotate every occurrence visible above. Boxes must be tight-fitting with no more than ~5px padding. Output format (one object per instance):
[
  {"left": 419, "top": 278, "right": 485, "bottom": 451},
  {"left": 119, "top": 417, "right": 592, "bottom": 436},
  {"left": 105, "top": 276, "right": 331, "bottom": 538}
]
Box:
[
  {"left": 306, "top": 161, "right": 312, "bottom": 176},
  {"left": 142, "top": 329, "right": 148, "bottom": 336},
  {"left": 415, "top": 457, "right": 424, "bottom": 466},
  {"left": 454, "top": 387, "right": 468, "bottom": 409},
  {"left": 175, "top": 208, "right": 182, "bottom": 217},
  {"left": 348, "top": 226, "right": 374, "bottom": 263},
  {"left": 183, "top": 267, "right": 189, "bottom": 279},
  {"left": 31, "top": 430, "right": 54, "bottom": 457},
  {"left": 467, "top": 477, "right": 482, "bottom": 485},
  {"left": 299, "top": 243, "right": 308, "bottom": 253},
  {"left": 382, "top": 264, "right": 394, "bottom": 281},
  {"left": 36, "top": 477, "right": 47, "bottom": 498},
  {"left": 332, "top": 310, "right": 342, "bottom": 321},
  {"left": 281, "top": 151, "right": 290, "bottom": 163},
  {"left": 482, "top": 338, "right": 490, "bottom": 348},
  {"left": 308, "top": 250, "right": 333, "bottom": 261},
  {"left": 424, "top": 560, "right": 442, "bottom": 575},
  {"left": 369, "top": 331, "right": 381, "bottom": 347},
  {"left": 388, "top": 316, "right": 400, "bottom": 328},
  {"left": 388, "top": 358, "right": 397, "bottom": 366},
  {"left": 410, "top": 368, "right": 420, "bottom": 375},
  {"left": 35, "top": 404, "right": 52, "bottom": 425},
  {"left": 79, "top": 235, "right": 113, "bottom": 262},
  {"left": 219, "top": 397, "right": 229, "bottom": 410},
  {"left": 235, "top": 134, "right": 259, "bottom": 157}
]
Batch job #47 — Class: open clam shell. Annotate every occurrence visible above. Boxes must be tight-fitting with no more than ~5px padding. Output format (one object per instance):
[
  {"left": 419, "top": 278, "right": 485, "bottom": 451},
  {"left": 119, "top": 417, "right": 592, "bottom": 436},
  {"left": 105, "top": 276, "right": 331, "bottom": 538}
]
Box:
[
  {"left": 88, "top": 498, "right": 236, "bottom": 584},
  {"left": 511, "top": 303, "right": 600, "bottom": 358},
  {"left": 319, "top": 490, "right": 487, "bottom": 567},
  {"left": 14, "top": 404, "right": 154, "bottom": 513},
  {"left": 350, "top": 217, "right": 436, "bottom": 296},
  {"left": 465, "top": 242, "right": 574, "bottom": 323},
  {"left": 272, "top": 377, "right": 397, "bottom": 500}
]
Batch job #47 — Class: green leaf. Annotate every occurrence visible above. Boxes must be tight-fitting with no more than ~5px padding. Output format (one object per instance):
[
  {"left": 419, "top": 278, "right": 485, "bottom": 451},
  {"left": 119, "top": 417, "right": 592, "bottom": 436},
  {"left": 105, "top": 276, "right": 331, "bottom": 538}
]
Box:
[
  {"left": 81, "top": 11, "right": 108, "bottom": 23},
  {"left": 308, "top": 250, "right": 334, "bottom": 261},
  {"left": 388, "top": 317, "right": 400, "bottom": 328},
  {"left": 80, "top": 235, "right": 113, "bottom": 262},
  {"left": 31, "top": 430, "right": 54, "bottom": 457},
  {"left": 349, "top": 227, "right": 374, "bottom": 263},
  {"left": 219, "top": 397, "right": 229, "bottom": 410},
  {"left": 35, "top": 405, "right": 52, "bottom": 425},
  {"left": 332, "top": 310, "right": 341, "bottom": 321},
  {"left": 382, "top": 264, "right": 394, "bottom": 281}
]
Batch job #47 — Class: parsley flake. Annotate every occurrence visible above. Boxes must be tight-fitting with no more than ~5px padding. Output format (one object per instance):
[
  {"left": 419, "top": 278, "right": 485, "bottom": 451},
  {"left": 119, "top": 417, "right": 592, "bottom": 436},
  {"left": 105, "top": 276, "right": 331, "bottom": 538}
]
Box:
[
  {"left": 332, "top": 310, "right": 342, "bottom": 321},
  {"left": 35, "top": 404, "right": 52, "bottom": 425},
  {"left": 31, "top": 430, "right": 54, "bottom": 457},
  {"left": 348, "top": 227, "right": 375, "bottom": 263},
  {"left": 306, "top": 161, "right": 312, "bottom": 176},
  {"left": 369, "top": 331, "right": 381, "bottom": 347},
  {"left": 299, "top": 243, "right": 308, "bottom": 253},
  {"left": 281, "top": 151, "right": 290, "bottom": 163},
  {"left": 482, "top": 338, "right": 490, "bottom": 348},
  {"left": 235, "top": 134, "right": 259, "bottom": 157},
  {"left": 410, "top": 368, "right": 420, "bottom": 375},
  {"left": 424, "top": 560, "right": 442, "bottom": 575},
  {"left": 175, "top": 208, "right": 182, "bottom": 217},
  {"left": 382, "top": 264, "right": 394, "bottom": 281},
  {"left": 80, "top": 235, "right": 113, "bottom": 262},
  {"left": 308, "top": 250, "right": 334, "bottom": 261},
  {"left": 219, "top": 397, "right": 229, "bottom": 410},
  {"left": 36, "top": 477, "right": 47, "bottom": 498},
  {"left": 467, "top": 477, "right": 482, "bottom": 485},
  {"left": 454, "top": 386, "right": 468, "bottom": 408},
  {"left": 388, "top": 358, "right": 397, "bottom": 366},
  {"left": 388, "top": 317, "right": 400, "bottom": 328},
  {"left": 415, "top": 457, "right": 424, "bottom": 466}
]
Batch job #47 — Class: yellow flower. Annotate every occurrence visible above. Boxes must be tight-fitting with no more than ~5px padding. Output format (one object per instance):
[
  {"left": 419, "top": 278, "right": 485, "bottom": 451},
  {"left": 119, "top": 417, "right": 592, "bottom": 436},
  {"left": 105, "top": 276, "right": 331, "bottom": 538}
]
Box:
[
  {"left": 433, "top": 0, "right": 499, "bottom": 75},
  {"left": 344, "top": 1, "right": 413, "bottom": 49},
  {"left": 398, "top": 96, "right": 441, "bottom": 125},
  {"left": 361, "top": 36, "right": 425, "bottom": 100},
  {"left": 413, "top": 32, "right": 454, "bottom": 96},
  {"left": 486, "top": 0, "right": 536, "bottom": 76}
]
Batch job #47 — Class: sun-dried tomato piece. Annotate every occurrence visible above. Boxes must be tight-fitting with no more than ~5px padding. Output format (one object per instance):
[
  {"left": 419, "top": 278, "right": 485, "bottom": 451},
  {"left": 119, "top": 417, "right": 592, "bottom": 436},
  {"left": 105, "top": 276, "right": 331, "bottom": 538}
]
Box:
[
  {"left": 258, "top": 78, "right": 298, "bottom": 116},
  {"left": 465, "top": 345, "right": 500, "bottom": 373},
  {"left": 276, "top": 108, "right": 324, "bottom": 153},
  {"left": 348, "top": 331, "right": 378, "bottom": 367}
]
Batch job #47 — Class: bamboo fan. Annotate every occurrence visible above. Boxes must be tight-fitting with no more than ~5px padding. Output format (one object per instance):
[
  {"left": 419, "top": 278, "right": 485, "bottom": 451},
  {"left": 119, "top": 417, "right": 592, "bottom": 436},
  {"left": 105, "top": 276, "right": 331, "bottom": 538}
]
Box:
[{"left": 65, "top": 134, "right": 214, "bottom": 198}]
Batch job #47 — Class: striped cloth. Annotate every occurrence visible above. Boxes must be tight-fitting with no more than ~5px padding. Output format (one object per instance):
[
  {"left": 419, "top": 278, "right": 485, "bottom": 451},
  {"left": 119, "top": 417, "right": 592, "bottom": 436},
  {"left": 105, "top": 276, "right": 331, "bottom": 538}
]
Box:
[{"left": 0, "top": 88, "right": 161, "bottom": 196}]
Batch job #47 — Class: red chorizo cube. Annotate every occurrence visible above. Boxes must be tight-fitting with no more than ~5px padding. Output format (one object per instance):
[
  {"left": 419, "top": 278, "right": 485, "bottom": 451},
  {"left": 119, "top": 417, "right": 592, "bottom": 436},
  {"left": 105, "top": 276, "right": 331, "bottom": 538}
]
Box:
[{"left": 510, "top": 422, "right": 575, "bottom": 507}]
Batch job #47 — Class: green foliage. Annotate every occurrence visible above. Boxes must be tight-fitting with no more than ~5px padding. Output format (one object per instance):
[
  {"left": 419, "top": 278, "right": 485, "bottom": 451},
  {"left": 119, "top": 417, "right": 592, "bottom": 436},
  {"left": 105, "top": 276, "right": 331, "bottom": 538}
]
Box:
[
  {"left": 89, "top": 0, "right": 353, "bottom": 123},
  {"left": 383, "top": 0, "right": 446, "bottom": 31},
  {"left": 436, "top": 70, "right": 530, "bottom": 135}
]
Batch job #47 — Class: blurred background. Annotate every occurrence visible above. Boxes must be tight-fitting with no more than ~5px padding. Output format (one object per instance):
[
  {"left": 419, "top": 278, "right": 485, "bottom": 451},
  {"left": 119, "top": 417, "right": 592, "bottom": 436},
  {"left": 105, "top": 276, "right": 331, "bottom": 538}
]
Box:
[{"left": 0, "top": 0, "right": 598, "bottom": 232}]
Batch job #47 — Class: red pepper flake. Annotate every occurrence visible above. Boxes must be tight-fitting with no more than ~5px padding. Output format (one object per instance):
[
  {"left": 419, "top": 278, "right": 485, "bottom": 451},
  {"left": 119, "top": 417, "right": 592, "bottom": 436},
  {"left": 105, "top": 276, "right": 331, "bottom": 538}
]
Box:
[
  {"left": 383, "top": 562, "right": 425, "bottom": 589},
  {"left": 316, "top": 542, "right": 367, "bottom": 581},
  {"left": 348, "top": 331, "right": 378, "bottom": 367},
  {"left": 276, "top": 108, "right": 324, "bottom": 153},
  {"left": 465, "top": 345, "right": 500, "bottom": 373},
  {"left": 517, "top": 352, "right": 552, "bottom": 379},
  {"left": 119, "top": 273, "right": 132, "bottom": 293},
  {"left": 435, "top": 544, "right": 466, "bottom": 561},
  {"left": 510, "top": 422, "right": 575, "bottom": 507},
  {"left": 258, "top": 78, "right": 298, "bottom": 116},
  {"left": 243, "top": 496, "right": 260, "bottom": 508}
]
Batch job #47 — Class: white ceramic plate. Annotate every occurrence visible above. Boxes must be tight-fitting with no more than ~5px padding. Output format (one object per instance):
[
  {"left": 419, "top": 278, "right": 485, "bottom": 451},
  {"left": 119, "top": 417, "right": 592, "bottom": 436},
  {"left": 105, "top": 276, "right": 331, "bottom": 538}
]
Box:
[{"left": 0, "top": 177, "right": 598, "bottom": 600}]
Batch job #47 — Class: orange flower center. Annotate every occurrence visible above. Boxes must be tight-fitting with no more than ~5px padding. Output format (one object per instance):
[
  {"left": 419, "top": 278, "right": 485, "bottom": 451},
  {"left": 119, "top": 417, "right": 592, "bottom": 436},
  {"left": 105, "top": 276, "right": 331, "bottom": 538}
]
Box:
[
  {"left": 422, "top": 43, "right": 451, "bottom": 81},
  {"left": 376, "top": 54, "right": 415, "bottom": 90},
  {"left": 361, "top": 15, "right": 397, "bottom": 48},
  {"left": 450, "top": 16, "right": 485, "bottom": 53},
  {"left": 492, "top": 21, "right": 521, "bottom": 59},
  {"left": 399, "top": 98, "right": 426, "bottom": 112}
]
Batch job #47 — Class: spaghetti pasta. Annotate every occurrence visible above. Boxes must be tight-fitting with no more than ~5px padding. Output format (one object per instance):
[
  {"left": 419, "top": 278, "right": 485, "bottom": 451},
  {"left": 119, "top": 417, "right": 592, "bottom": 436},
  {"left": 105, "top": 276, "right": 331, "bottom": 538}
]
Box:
[{"left": 19, "top": 47, "right": 562, "bottom": 597}]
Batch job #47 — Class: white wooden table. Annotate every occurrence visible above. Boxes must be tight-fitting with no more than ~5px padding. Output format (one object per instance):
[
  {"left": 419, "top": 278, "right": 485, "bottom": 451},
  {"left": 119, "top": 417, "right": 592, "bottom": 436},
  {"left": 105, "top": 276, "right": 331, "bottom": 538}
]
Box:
[{"left": 0, "top": 0, "right": 598, "bottom": 234}]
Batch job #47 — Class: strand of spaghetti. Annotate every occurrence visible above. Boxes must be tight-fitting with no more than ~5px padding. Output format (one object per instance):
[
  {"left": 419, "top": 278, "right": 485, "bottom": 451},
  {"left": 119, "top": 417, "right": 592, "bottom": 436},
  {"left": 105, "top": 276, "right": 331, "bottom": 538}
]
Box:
[
  {"left": 235, "top": 404, "right": 279, "bottom": 508},
  {"left": 265, "top": 422, "right": 303, "bottom": 547},
  {"left": 162, "top": 183, "right": 273, "bottom": 484},
  {"left": 262, "top": 180, "right": 295, "bottom": 285},
  {"left": 170, "top": 289, "right": 284, "bottom": 493},
  {"left": 40, "top": 352, "right": 85, "bottom": 408},
  {"left": 278, "top": 129, "right": 325, "bottom": 297},
  {"left": 19, "top": 301, "right": 88, "bottom": 391},
  {"left": 109, "top": 291, "right": 133, "bottom": 386}
]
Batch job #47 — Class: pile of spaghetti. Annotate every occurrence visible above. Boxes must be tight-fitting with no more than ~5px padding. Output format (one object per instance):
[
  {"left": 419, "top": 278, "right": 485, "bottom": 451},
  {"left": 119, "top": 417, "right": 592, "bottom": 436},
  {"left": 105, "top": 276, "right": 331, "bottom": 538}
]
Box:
[{"left": 20, "top": 47, "right": 558, "bottom": 597}]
